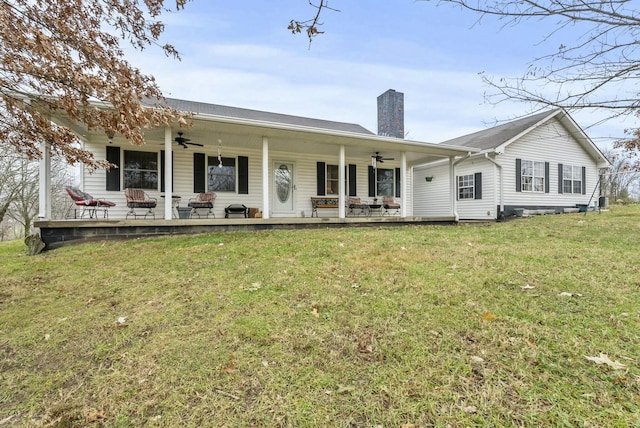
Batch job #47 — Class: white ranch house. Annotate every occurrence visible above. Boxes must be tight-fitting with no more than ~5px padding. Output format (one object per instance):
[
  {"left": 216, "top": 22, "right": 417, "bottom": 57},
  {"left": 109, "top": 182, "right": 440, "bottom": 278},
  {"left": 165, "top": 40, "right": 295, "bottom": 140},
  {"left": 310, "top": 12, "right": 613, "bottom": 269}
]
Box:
[{"left": 34, "top": 90, "right": 609, "bottom": 248}]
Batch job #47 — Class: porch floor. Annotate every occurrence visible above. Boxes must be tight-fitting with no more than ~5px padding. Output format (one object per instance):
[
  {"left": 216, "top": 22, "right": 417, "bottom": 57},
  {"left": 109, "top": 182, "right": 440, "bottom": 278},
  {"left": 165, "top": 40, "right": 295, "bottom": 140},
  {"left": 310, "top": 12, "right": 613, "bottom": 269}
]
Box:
[{"left": 35, "top": 215, "right": 457, "bottom": 250}]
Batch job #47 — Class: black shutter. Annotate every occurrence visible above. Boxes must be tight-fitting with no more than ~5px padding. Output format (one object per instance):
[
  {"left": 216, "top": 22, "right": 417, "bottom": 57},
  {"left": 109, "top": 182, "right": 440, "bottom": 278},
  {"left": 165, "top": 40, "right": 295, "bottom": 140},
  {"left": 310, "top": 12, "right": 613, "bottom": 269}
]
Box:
[
  {"left": 515, "top": 158, "right": 521, "bottom": 192},
  {"left": 348, "top": 164, "right": 357, "bottom": 196},
  {"left": 193, "top": 153, "right": 205, "bottom": 193},
  {"left": 395, "top": 168, "right": 401, "bottom": 197},
  {"left": 160, "top": 150, "right": 165, "bottom": 192},
  {"left": 160, "top": 151, "right": 174, "bottom": 193},
  {"left": 238, "top": 156, "right": 249, "bottom": 194},
  {"left": 106, "top": 146, "right": 120, "bottom": 191},
  {"left": 455, "top": 176, "right": 459, "bottom": 201},
  {"left": 368, "top": 166, "right": 375, "bottom": 197},
  {"left": 545, "top": 162, "right": 550, "bottom": 193},
  {"left": 582, "top": 166, "right": 586, "bottom": 194},
  {"left": 558, "top": 164, "right": 564, "bottom": 194},
  {"left": 474, "top": 172, "right": 482, "bottom": 199},
  {"left": 316, "top": 162, "right": 326, "bottom": 196}
]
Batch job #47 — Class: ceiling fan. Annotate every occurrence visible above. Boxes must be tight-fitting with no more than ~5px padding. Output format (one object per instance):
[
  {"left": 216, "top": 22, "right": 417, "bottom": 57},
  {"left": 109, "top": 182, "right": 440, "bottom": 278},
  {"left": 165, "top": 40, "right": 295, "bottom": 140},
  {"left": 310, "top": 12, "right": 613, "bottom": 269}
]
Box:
[
  {"left": 372, "top": 152, "right": 394, "bottom": 164},
  {"left": 174, "top": 132, "right": 203, "bottom": 149}
]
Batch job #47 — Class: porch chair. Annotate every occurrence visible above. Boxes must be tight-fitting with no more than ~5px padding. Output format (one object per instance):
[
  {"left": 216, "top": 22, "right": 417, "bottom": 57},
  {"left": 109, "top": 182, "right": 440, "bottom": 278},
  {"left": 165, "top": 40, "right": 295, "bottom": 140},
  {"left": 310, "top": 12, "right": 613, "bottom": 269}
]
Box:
[
  {"left": 124, "top": 188, "right": 157, "bottom": 219},
  {"left": 382, "top": 195, "right": 401, "bottom": 216},
  {"left": 347, "top": 197, "right": 369, "bottom": 216},
  {"left": 188, "top": 192, "right": 216, "bottom": 218},
  {"left": 65, "top": 186, "right": 116, "bottom": 219}
]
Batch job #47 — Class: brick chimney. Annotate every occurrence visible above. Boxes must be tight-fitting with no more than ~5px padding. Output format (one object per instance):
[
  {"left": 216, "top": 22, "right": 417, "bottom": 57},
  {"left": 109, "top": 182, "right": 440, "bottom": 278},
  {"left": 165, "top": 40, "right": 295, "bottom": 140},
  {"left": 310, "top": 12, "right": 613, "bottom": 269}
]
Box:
[{"left": 377, "top": 89, "right": 404, "bottom": 138}]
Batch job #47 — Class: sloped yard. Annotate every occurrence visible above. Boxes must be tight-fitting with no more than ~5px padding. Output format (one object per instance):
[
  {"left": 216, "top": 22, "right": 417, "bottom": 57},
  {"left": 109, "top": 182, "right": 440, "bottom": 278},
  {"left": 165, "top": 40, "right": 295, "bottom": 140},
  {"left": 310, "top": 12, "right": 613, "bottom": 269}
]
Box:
[{"left": 1, "top": 206, "right": 639, "bottom": 426}]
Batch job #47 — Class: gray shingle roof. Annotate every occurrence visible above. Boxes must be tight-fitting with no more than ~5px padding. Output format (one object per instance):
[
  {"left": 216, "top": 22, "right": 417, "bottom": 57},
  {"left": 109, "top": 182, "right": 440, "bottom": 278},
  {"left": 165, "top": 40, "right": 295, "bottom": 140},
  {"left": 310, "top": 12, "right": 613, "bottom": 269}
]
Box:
[
  {"left": 439, "top": 109, "right": 561, "bottom": 150},
  {"left": 150, "top": 97, "right": 375, "bottom": 135}
]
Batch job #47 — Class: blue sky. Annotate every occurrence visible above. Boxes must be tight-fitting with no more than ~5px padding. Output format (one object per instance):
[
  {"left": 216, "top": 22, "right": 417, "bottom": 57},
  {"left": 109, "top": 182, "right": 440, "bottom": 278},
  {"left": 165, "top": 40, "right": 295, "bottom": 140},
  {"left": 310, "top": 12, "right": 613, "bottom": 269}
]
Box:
[{"left": 125, "top": 1, "right": 633, "bottom": 149}]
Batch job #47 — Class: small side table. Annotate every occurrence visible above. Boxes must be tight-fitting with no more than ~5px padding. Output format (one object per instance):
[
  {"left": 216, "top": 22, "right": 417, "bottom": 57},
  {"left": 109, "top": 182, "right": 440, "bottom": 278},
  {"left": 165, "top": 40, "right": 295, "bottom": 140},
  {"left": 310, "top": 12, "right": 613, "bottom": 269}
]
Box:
[
  {"left": 368, "top": 204, "right": 383, "bottom": 216},
  {"left": 161, "top": 195, "right": 182, "bottom": 218}
]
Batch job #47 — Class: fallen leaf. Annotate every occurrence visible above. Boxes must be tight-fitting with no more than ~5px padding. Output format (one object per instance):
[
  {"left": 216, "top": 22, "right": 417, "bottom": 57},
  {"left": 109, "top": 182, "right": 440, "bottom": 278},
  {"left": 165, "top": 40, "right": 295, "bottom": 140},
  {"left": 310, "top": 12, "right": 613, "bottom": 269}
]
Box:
[
  {"left": 463, "top": 405, "right": 477, "bottom": 414},
  {"left": 521, "top": 284, "right": 535, "bottom": 290},
  {"left": 471, "top": 356, "right": 484, "bottom": 363},
  {"left": 585, "top": 353, "right": 627, "bottom": 370},
  {"left": 85, "top": 409, "right": 107, "bottom": 424},
  {"left": 115, "top": 316, "right": 127, "bottom": 324},
  {"left": 222, "top": 353, "right": 236, "bottom": 373},
  {"left": 336, "top": 384, "right": 356, "bottom": 394},
  {"left": 244, "top": 282, "right": 261, "bottom": 292},
  {"left": 311, "top": 304, "right": 319, "bottom": 318},
  {"left": 559, "top": 292, "right": 583, "bottom": 297},
  {"left": 481, "top": 311, "right": 497, "bottom": 322},
  {"left": 44, "top": 333, "right": 50, "bottom": 341},
  {"left": 401, "top": 246, "right": 407, "bottom": 251},
  {"left": 262, "top": 360, "right": 269, "bottom": 367}
]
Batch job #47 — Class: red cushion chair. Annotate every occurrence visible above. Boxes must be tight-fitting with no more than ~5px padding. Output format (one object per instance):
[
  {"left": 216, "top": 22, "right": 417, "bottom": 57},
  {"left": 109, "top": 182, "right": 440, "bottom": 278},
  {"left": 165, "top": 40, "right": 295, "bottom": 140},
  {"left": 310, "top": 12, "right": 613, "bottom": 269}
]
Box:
[{"left": 65, "top": 186, "right": 115, "bottom": 219}]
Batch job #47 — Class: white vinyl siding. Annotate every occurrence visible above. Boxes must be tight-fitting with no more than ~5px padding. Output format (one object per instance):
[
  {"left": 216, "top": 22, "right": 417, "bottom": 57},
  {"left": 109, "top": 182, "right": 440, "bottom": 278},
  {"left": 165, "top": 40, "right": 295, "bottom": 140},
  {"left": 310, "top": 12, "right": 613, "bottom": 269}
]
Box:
[
  {"left": 413, "top": 161, "right": 452, "bottom": 217},
  {"left": 501, "top": 119, "right": 598, "bottom": 207},
  {"left": 454, "top": 158, "right": 496, "bottom": 220}
]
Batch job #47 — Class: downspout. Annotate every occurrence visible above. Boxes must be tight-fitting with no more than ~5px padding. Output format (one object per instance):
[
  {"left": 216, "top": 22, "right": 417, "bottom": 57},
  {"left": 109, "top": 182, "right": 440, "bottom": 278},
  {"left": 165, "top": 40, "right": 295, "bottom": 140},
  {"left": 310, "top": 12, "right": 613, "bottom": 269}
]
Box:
[
  {"left": 450, "top": 152, "right": 472, "bottom": 222},
  {"left": 483, "top": 153, "right": 504, "bottom": 220}
]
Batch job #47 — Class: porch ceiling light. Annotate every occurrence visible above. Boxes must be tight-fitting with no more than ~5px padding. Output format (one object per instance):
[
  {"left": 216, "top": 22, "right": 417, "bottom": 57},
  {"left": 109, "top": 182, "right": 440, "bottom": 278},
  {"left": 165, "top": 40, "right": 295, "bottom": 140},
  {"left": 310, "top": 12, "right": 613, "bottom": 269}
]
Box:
[{"left": 106, "top": 130, "right": 115, "bottom": 143}]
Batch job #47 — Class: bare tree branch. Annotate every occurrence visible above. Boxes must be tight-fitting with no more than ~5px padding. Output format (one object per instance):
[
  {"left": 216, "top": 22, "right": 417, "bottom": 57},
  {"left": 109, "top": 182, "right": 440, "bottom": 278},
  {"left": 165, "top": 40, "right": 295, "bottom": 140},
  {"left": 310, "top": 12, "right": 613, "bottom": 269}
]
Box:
[
  {"left": 421, "top": 0, "right": 640, "bottom": 157},
  {"left": 289, "top": 1, "right": 340, "bottom": 47}
]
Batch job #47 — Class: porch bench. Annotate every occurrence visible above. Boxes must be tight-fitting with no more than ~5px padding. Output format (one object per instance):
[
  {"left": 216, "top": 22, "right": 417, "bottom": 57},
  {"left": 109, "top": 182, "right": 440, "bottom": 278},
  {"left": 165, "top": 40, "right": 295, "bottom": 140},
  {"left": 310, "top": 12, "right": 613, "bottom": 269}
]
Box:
[{"left": 311, "top": 197, "right": 339, "bottom": 217}]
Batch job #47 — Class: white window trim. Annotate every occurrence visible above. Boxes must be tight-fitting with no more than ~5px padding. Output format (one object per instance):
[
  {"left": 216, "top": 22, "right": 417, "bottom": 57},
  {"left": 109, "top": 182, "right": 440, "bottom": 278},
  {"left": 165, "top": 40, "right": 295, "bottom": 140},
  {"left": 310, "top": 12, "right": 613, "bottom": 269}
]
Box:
[{"left": 521, "top": 160, "right": 545, "bottom": 193}]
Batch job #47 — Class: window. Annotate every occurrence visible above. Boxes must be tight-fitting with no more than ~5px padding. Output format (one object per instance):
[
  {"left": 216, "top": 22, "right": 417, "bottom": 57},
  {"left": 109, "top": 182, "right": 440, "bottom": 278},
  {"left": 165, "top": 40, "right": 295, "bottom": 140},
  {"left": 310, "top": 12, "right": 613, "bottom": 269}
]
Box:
[
  {"left": 521, "top": 160, "right": 545, "bottom": 192},
  {"left": 376, "top": 168, "right": 394, "bottom": 196},
  {"left": 208, "top": 156, "right": 236, "bottom": 192},
  {"left": 123, "top": 150, "right": 158, "bottom": 189},
  {"left": 326, "top": 164, "right": 339, "bottom": 195},
  {"left": 563, "top": 165, "right": 583, "bottom": 194},
  {"left": 458, "top": 174, "right": 475, "bottom": 199}
]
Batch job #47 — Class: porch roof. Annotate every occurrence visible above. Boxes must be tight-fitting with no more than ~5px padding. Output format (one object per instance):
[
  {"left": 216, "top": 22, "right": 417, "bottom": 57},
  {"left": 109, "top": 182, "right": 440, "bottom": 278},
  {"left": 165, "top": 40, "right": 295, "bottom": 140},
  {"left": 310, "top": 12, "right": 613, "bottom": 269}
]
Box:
[{"left": 49, "top": 96, "right": 478, "bottom": 165}]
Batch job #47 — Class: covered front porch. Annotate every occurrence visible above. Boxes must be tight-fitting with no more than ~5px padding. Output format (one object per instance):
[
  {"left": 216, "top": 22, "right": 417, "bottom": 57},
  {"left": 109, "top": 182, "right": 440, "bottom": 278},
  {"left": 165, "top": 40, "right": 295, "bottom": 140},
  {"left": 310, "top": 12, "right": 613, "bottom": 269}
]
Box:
[
  {"left": 35, "top": 96, "right": 476, "bottom": 249},
  {"left": 35, "top": 214, "right": 457, "bottom": 250}
]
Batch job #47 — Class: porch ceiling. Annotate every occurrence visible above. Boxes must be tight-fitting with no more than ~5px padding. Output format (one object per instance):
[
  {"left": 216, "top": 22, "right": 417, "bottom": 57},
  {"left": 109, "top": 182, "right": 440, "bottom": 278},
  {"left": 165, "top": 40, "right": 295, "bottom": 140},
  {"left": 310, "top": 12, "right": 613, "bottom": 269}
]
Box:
[{"left": 50, "top": 102, "right": 476, "bottom": 166}]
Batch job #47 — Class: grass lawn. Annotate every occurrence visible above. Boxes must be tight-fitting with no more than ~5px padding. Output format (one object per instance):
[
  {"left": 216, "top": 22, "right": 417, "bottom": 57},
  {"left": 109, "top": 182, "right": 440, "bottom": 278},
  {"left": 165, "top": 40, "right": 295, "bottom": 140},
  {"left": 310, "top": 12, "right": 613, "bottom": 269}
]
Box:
[{"left": 1, "top": 206, "right": 639, "bottom": 427}]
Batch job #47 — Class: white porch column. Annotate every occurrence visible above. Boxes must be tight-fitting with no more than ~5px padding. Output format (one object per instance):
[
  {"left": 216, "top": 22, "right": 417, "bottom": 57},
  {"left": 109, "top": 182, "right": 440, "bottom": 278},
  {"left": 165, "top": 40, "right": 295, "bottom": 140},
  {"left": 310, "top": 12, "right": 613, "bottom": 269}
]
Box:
[
  {"left": 262, "top": 137, "right": 270, "bottom": 219},
  {"left": 338, "top": 145, "right": 346, "bottom": 218},
  {"left": 38, "top": 142, "right": 51, "bottom": 220},
  {"left": 164, "top": 126, "right": 173, "bottom": 220},
  {"left": 449, "top": 156, "right": 458, "bottom": 221},
  {"left": 401, "top": 151, "right": 407, "bottom": 217}
]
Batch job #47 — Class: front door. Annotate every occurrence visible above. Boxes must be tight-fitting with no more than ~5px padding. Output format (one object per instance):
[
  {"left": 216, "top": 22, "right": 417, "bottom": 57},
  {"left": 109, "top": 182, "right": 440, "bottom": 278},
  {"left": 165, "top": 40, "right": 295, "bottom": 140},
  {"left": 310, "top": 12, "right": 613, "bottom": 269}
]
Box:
[{"left": 272, "top": 162, "right": 296, "bottom": 216}]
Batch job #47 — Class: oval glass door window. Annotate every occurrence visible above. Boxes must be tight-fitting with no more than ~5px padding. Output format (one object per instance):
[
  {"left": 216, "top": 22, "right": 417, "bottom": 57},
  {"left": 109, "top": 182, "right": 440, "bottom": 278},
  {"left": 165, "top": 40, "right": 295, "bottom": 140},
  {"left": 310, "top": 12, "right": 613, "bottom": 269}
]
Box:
[{"left": 276, "top": 164, "right": 291, "bottom": 203}]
